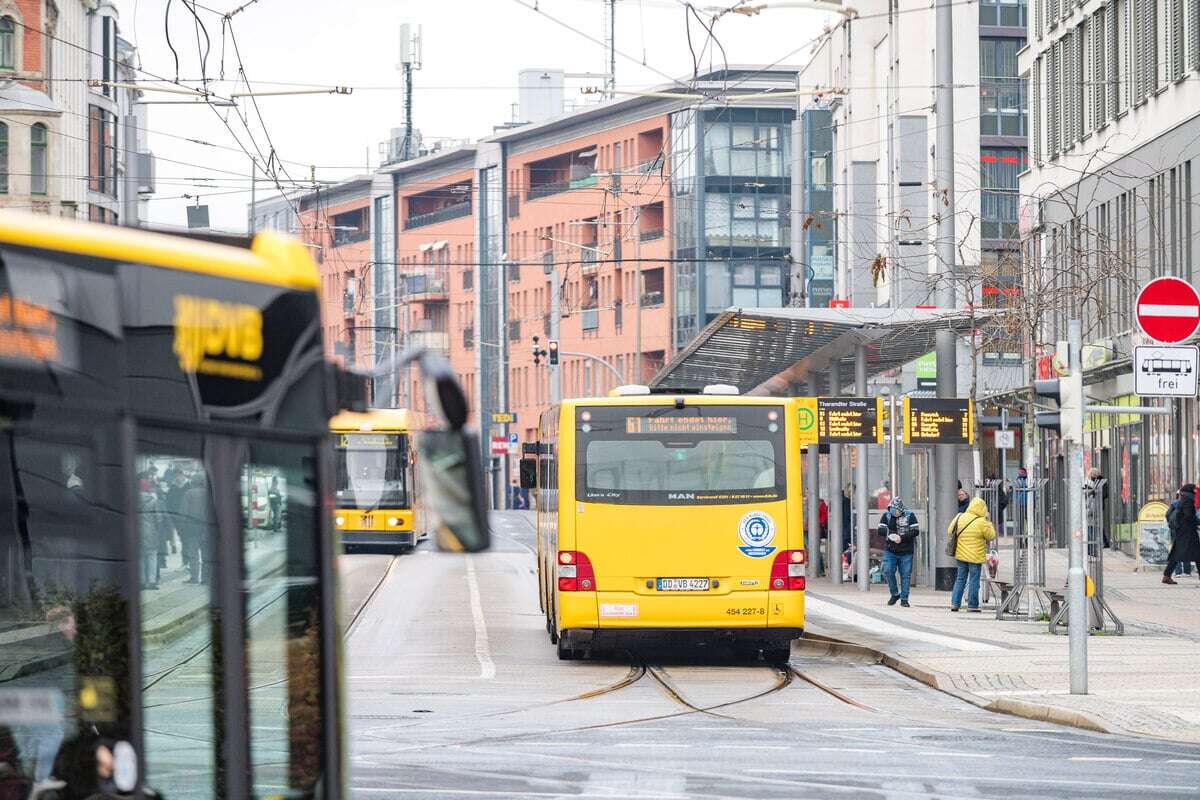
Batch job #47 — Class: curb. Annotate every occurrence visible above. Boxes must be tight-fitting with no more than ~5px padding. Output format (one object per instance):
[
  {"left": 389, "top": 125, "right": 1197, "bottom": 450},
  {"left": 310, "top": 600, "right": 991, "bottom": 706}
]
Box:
[{"left": 799, "top": 630, "right": 1117, "bottom": 738}]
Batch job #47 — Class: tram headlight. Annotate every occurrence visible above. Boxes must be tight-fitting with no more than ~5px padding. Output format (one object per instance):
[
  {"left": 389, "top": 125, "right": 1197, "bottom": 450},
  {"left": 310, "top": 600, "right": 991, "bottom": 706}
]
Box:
[
  {"left": 388, "top": 516, "right": 401, "bottom": 527},
  {"left": 335, "top": 516, "right": 345, "bottom": 526}
]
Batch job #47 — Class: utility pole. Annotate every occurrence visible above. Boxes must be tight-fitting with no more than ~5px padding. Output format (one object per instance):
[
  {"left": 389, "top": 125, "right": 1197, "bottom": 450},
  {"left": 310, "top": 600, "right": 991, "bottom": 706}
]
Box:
[
  {"left": 248, "top": 158, "right": 256, "bottom": 234},
  {"left": 548, "top": 261, "right": 562, "bottom": 404},
  {"left": 1064, "top": 319, "right": 1087, "bottom": 694},
  {"left": 398, "top": 24, "right": 422, "bottom": 161},
  {"left": 933, "top": 0, "right": 959, "bottom": 591},
  {"left": 855, "top": 345, "right": 870, "bottom": 591},
  {"left": 604, "top": 0, "right": 617, "bottom": 99}
]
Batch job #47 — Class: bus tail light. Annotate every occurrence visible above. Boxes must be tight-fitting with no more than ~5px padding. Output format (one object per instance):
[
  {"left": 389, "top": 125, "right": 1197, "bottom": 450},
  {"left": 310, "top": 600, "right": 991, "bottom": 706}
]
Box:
[
  {"left": 770, "top": 550, "right": 806, "bottom": 591},
  {"left": 558, "top": 551, "right": 596, "bottom": 592}
]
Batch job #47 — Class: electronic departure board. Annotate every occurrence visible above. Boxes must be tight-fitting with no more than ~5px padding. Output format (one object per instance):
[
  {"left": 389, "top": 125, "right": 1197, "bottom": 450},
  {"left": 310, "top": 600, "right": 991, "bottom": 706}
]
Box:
[
  {"left": 902, "top": 398, "right": 974, "bottom": 444},
  {"left": 338, "top": 433, "right": 400, "bottom": 448},
  {"left": 625, "top": 416, "right": 738, "bottom": 435},
  {"left": 816, "top": 397, "right": 884, "bottom": 444}
]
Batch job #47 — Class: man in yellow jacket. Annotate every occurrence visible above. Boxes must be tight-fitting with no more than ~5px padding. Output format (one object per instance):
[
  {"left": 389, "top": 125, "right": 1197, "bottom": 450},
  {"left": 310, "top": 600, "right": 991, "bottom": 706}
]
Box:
[{"left": 948, "top": 496, "right": 997, "bottom": 612}]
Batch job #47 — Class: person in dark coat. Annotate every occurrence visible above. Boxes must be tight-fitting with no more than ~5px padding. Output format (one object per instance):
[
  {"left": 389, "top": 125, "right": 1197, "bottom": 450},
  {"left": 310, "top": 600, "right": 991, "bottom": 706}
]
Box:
[
  {"left": 877, "top": 498, "right": 919, "bottom": 607},
  {"left": 1164, "top": 483, "right": 1200, "bottom": 584}
]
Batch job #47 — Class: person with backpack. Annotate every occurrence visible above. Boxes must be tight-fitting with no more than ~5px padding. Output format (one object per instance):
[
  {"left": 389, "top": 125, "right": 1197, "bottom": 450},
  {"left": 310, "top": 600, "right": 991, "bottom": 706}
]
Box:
[
  {"left": 877, "top": 498, "right": 919, "bottom": 607},
  {"left": 948, "top": 496, "right": 997, "bottom": 612},
  {"left": 1164, "top": 483, "right": 1200, "bottom": 584}
]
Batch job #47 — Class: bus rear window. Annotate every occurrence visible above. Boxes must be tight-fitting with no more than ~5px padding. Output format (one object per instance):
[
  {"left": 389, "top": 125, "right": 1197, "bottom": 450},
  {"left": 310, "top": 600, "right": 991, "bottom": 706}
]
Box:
[{"left": 576, "top": 405, "right": 785, "bottom": 505}]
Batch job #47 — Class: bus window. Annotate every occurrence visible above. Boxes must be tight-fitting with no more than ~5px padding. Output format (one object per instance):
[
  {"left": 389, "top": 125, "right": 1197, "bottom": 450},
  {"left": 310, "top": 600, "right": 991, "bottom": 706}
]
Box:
[
  {"left": 240, "top": 444, "right": 323, "bottom": 797},
  {"left": 0, "top": 408, "right": 131, "bottom": 797}
]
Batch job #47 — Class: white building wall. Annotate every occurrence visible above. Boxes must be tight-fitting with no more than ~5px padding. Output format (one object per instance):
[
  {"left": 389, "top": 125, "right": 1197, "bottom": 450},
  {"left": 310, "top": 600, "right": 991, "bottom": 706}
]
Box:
[{"left": 54, "top": 0, "right": 90, "bottom": 217}]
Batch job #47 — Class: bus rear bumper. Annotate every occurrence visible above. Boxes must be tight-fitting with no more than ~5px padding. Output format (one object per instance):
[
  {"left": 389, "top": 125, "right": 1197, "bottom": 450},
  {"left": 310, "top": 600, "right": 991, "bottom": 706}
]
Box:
[
  {"left": 560, "top": 627, "right": 803, "bottom": 651},
  {"left": 340, "top": 530, "right": 415, "bottom": 549}
]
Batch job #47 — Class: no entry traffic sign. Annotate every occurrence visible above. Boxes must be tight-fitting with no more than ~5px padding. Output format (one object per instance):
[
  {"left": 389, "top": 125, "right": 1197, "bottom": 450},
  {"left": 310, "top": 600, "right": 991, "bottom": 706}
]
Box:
[{"left": 1136, "top": 277, "right": 1200, "bottom": 343}]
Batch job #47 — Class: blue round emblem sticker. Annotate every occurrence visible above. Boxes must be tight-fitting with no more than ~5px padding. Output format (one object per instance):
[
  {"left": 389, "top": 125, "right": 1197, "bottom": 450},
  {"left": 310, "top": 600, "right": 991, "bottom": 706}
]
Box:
[{"left": 738, "top": 511, "right": 777, "bottom": 558}]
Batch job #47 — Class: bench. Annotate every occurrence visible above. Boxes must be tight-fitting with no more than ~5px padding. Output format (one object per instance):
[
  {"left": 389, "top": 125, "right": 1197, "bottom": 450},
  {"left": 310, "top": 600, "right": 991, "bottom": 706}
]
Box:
[{"left": 983, "top": 578, "right": 1012, "bottom": 607}]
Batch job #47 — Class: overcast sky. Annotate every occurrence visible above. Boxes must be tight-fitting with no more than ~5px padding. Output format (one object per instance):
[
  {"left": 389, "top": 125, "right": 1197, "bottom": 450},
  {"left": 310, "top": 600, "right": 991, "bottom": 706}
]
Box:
[{"left": 122, "top": 0, "right": 833, "bottom": 232}]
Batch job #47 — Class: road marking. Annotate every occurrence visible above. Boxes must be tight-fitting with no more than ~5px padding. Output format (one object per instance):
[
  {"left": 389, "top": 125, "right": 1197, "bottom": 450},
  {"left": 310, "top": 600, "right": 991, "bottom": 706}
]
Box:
[
  {"left": 691, "top": 726, "right": 770, "bottom": 732},
  {"left": 745, "top": 769, "right": 1187, "bottom": 791},
  {"left": 817, "top": 747, "right": 878, "bottom": 754},
  {"left": 1002, "top": 727, "right": 1061, "bottom": 733},
  {"left": 714, "top": 744, "right": 789, "bottom": 750},
  {"left": 465, "top": 557, "right": 496, "bottom": 680},
  {"left": 1069, "top": 756, "right": 1142, "bottom": 762},
  {"left": 613, "top": 742, "right": 689, "bottom": 748},
  {"left": 916, "top": 751, "right": 992, "bottom": 759},
  {"left": 804, "top": 595, "right": 1003, "bottom": 651},
  {"left": 1167, "top": 759, "right": 1200, "bottom": 764}
]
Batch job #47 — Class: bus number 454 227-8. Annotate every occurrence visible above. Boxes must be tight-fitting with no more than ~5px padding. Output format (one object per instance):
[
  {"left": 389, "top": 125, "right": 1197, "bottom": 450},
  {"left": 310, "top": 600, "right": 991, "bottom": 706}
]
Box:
[{"left": 725, "top": 607, "right": 765, "bottom": 616}]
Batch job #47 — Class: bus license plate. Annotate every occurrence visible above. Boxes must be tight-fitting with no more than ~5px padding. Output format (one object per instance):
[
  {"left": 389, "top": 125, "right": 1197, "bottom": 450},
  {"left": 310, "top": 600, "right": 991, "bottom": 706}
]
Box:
[{"left": 657, "top": 578, "right": 709, "bottom": 592}]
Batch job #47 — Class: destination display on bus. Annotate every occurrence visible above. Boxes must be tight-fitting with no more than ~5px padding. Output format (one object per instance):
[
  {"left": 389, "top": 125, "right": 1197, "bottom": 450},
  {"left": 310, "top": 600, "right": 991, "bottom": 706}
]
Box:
[
  {"left": 338, "top": 433, "right": 401, "bottom": 448},
  {"left": 624, "top": 415, "right": 739, "bottom": 435},
  {"left": 817, "top": 397, "right": 884, "bottom": 443},
  {"left": 903, "top": 397, "right": 975, "bottom": 444}
]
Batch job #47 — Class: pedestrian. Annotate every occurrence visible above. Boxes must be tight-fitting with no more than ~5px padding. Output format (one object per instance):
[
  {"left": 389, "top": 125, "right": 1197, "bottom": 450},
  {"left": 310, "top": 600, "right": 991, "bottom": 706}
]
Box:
[
  {"left": 137, "top": 474, "right": 161, "bottom": 590},
  {"left": 1086, "top": 467, "right": 1110, "bottom": 549},
  {"left": 948, "top": 495, "right": 997, "bottom": 612},
  {"left": 873, "top": 480, "right": 892, "bottom": 511},
  {"left": 267, "top": 476, "right": 283, "bottom": 531},
  {"left": 166, "top": 469, "right": 189, "bottom": 566},
  {"left": 179, "top": 474, "right": 211, "bottom": 584},
  {"left": 1163, "top": 483, "right": 1200, "bottom": 584},
  {"left": 840, "top": 483, "right": 853, "bottom": 555},
  {"left": 956, "top": 484, "right": 970, "bottom": 513},
  {"left": 878, "top": 498, "right": 919, "bottom": 607}
]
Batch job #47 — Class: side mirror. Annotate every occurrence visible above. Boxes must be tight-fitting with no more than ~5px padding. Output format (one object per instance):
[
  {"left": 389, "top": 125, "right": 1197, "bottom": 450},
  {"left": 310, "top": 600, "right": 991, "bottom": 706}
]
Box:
[
  {"left": 416, "top": 429, "right": 490, "bottom": 553},
  {"left": 419, "top": 352, "right": 470, "bottom": 430},
  {"left": 519, "top": 458, "right": 537, "bottom": 490}
]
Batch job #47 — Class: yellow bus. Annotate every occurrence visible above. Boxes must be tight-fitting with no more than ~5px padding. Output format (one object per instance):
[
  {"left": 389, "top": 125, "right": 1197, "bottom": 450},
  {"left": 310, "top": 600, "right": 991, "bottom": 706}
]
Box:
[
  {"left": 0, "top": 212, "right": 357, "bottom": 798},
  {"left": 331, "top": 408, "right": 425, "bottom": 552},
  {"left": 520, "top": 387, "right": 806, "bottom": 662}
]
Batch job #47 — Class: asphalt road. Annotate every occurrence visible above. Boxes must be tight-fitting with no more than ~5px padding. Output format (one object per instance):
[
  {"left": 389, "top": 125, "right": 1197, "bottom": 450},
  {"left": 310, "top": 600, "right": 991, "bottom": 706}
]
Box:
[{"left": 341, "top": 511, "right": 1200, "bottom": 799}]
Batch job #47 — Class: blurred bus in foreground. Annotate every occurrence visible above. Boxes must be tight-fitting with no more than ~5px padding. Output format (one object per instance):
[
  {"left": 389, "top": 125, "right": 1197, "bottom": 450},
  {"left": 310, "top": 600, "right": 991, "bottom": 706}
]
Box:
[
  {"left": 332, "top": 408, "right": 426, "bottom": 553},
  {"left": 521, "top": 386, "right": 806, "bottom": 662}
]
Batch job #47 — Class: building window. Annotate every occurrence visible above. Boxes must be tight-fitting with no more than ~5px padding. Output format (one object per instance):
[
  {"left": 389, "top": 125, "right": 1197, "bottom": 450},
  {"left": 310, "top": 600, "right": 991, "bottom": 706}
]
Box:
[
  {"left": 0, "top": 17, "right": 14, "bottom": 70},
  {"left": 979, "top": 0, "right": 1026, "bottom": 27},
  {"left": 0, "top": 122, "right": 7, "bottom": 194},
  {"left": 89, "top": 106, "right": 117, "bottom": 197},
  {"left": 980, "top": 38, "right": 1027, "bottom": 137},
  {"left": 981, "top": 148, "right": 1023, "bottom": 241},
  {"left": 30, "top": 123, "right": 47, "bottom": 196}
]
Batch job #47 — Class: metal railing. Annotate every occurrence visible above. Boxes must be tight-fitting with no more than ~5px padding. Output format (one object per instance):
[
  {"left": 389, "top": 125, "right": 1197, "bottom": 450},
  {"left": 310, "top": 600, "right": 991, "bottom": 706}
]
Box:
[
  {"left": 404, "top": 201, "right": 471, "bottom": 229},
  {"left": 639, "top": 227, "right": 664, "bottom": 242},
  {"left": 993, "top": 478, "right": 1051, "bottom": 620},
  {"left": 1050, "top": 478, "right": 1123, "bottom": 634},
  {"left": 526, "top": 173, "right": 599, "bottom": 201},
  {"left": 640, "top": 290, "right": 664, "bottom": 307}
]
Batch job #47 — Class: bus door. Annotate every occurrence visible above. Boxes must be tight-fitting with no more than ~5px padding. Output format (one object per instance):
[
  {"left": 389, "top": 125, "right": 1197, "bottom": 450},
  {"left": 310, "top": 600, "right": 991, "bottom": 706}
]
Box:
[{"left": 135, "top": 425, "right": 333, "bottom": 799}]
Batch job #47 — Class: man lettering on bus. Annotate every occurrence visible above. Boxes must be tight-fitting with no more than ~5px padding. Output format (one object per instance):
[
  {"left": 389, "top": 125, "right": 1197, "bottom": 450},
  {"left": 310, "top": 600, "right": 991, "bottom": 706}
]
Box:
[{"left": 878, "top": 498, "right": 920, "bottom": 608}]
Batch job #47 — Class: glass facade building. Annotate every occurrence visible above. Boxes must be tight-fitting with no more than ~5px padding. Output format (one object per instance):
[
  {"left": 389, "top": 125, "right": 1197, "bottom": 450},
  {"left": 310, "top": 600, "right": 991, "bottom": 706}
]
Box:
[{"left": 672, "top": 107, "right": 795, "bottom": 349}]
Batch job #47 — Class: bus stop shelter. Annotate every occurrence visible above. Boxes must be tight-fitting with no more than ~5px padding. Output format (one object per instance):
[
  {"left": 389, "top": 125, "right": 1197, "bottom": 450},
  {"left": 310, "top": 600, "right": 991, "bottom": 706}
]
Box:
[{"left": 650, "top": 307, "right": 993, "bottom": 589}]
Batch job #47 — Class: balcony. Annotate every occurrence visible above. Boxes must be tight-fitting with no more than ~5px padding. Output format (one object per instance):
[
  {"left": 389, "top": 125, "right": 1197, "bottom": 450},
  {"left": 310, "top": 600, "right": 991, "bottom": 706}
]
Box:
[
  {"left": 402, "top": 270, "right": 449, "bottom": 301},
  {"left": 342, "top": 290, "right": 356, "bottom": 316},
  {"left": 639, "top": 227, "right": 664, "bottom": 243},
  {"left": 410, "top": 330, "right": 450, "bottom": 354},
  {"left": 405, "top": 201, "right": 471, "bottom": 230},
  {"left": 580, "top": 249, "right": 600, "bottom": 273},
  {"left": 526, "top": 173, "right": 599, "bottom": 202},
  {"left": 581, "top": 307, "right": 599, "bottom": 332},
  {"left": 640, "top": 291, "right": 664, "bottom": 308}
]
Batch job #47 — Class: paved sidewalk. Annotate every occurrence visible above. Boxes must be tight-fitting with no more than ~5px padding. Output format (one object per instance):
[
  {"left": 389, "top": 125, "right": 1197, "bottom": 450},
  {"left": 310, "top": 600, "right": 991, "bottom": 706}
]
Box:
[{"left": 803, "top": 545, "right": 1200, "bottom": 743}]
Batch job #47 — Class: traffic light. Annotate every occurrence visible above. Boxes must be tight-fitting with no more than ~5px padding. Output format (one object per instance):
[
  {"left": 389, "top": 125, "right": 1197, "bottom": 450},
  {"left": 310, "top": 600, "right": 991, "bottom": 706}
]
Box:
[
  {"left": 532, "top": 335, "right": 542, "bottom": 365},
  {"left": 1033, "top": 379, "right": 1062, "bottom": 434},
  {"left": 1033, "top": 376, "right": 1082, "bottom": 441},
  {"left": 548, "top": 339, "right": 559, "bottom": 366}
]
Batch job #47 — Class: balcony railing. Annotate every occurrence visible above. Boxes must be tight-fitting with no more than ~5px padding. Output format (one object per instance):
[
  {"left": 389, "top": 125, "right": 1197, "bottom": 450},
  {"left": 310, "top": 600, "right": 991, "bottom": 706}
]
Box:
[
  {"left": 403, "top": 270, "right": 449, "bottom": 299},
  {"left": 405, "top": 201, "right": 471, "bottom": 230},
  {"left": 333, "top": 228, "right": 370, "bottom": 247},
  {"left": 526, "top": 173, "right": 599, "bottom": 202},
  {"left": 581, "top": 307, "right": 599, "bottom": 331},
  {"left": 580, "top": 249, "right": 600, "bottom": 272},
  {"left": 409, "top": 330, "right": 450, "bottom": 354},
  {"left": 639, "top": 227, "right": 664, "bottom": 242},
  {"left": 640, "top": 291, "right": 664, "bottom": 308},
  {"left": 342, "top": 290, "right": 356, "bottom": 316}
]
